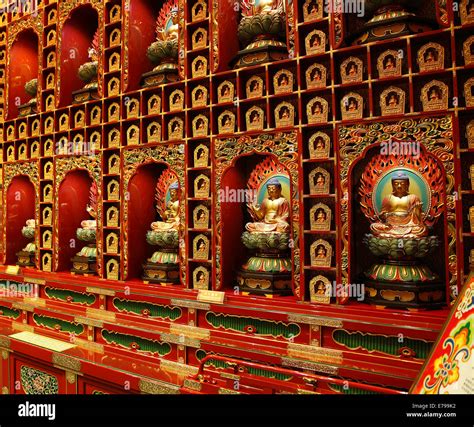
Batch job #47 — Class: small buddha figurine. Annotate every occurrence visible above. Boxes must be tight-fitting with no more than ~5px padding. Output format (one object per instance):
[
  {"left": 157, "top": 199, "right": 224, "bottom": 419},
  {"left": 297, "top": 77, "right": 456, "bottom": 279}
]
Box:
[
  {"left": 316, "top": 245, "right": 327, "bottom": 258},
  {"left": 311, "top": 69, "right": 322, "bottom": 81},
  {"left": 316, "top": 209, "right": 326, "bottom": 222},
  {"left": 348, "top": 63, "right": 358, "bottom": 76},
  {"left": 424, "top": 49, "right": 436, "bottom": 64},
  {"left": 246, "top": 178, "right": 290, "bottom": 233},
  {"left": 388, "top": 93, "right": 399, "bottom": 107},
  {"left": 315, "top": 173, "right": 325, "bottom": 187},
  {"left": 315, "top": 137, "right": 325, "bottom": 149},
  {"left": 151, "top": 182, "right": 180, "bottom": 231},
  {"left": 158, "top": 9, "right": 179, "bottom": 41},
  {"left": 370, "top": 172, "right": 427, "bottom": 238},
  {"left": 384, "top": 56, "right": 395, "bottom": 70},
  {"left": 311, "top": 34, "right": 321, "bottom": 48},
  {"left": 312, "top": 102, "right": 322, "bottom": 114},
  {"left": 280, "top": 107, "right": 290, "bottom": 119},
  {"left": 316, "top": 281, "right": 326, "bottom": 295}
]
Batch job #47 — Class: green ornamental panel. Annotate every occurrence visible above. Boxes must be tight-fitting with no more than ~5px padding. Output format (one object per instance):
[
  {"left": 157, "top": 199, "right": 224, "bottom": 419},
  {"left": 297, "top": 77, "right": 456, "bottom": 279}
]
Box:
[
  {"left": 113, "top": 298, "right": 182, "bottom": 320},
  {"left": 44, "top": 287, "right": 96, "bottom": 306},
  {"left": 196, "top": 350, "right": 293, "bottom": 381},
  {"left": 101, "top": 330, "right": 172, "bottom": 356},
  {"left": 0, "top": 305, "right": 21, "bottom": 320},
  {"left": 33, "top": 314, "right": 84, "bottom": 336},
  {"left": 332, "top": 329, "right": 433, "bottom": 359},
  {"left": 205, "top": 312, "right": 300, "bottom": 339}
]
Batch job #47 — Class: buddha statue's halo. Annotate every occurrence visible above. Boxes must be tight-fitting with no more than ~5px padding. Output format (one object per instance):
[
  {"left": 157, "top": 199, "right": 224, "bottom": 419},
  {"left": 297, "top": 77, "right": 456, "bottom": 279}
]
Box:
[{"left": 372, "top": 168, "right": 431, "bottom": 217}]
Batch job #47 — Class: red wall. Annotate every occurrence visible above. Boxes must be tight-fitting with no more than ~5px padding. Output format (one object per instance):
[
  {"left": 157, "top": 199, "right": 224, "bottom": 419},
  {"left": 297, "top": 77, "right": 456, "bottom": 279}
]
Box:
[
  {"left": 57, "top": 170, "right": 93, "bottom": 272},
  {"left": 7, "top": 29, "right": 38, "bottom": 119},
  {"left": 6, "top": 176, "right": 36, "bottom": 264},
  {"left": 127, "top": 0, "right": 162, "bottom": 91},
  {"left": 59, "top": 5, "right": 98, "bottom": 107},
  {"left": 127, "top": 163, "right": 169, "bottom": 280}
]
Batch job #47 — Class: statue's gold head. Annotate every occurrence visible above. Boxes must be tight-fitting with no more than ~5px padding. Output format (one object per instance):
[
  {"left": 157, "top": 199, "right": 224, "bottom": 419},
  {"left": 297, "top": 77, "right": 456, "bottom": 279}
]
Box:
[
  {"left": 391, "top": 178, "right": 409, "bottom": 196},
  {"left": 266, "top": 178, "right": 282, "bottom": 199}
]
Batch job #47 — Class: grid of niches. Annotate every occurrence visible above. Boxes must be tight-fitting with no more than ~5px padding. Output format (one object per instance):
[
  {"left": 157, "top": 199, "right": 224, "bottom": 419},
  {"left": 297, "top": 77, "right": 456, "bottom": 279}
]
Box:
[
  {"left": 184, "top": 0, "right": 214, "bottom": 290},
  {"left": 0, "top": 2, "right": 470, "bottom": 301}
]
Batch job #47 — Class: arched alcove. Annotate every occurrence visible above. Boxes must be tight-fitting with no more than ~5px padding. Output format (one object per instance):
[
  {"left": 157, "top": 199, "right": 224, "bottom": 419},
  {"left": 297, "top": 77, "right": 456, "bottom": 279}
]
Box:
[
  {"left": 127, "top": 162, "right": 179, "bottom": 280},
  {"left": 7, "top": 29, "right": 39, "bottom": 119},
  {"left": 57, "top": 170, "right": 93, "bottom": 271},
  {"left": 220, "top": 153, "right": 293, "bottom": 291},
  {"left": 5, "top": 176, "right": 36, "bottom": 264},
  {"left": 59, "top": 5, "right": 98, "bottom": 106},
  {"left": 127, "top": 0, "right": 163, "bottom": 91}
]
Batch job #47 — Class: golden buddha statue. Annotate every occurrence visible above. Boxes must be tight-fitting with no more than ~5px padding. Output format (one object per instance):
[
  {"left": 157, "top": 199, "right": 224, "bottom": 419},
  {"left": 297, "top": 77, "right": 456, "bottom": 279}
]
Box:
[
  {"left": 151, "top": 182, "right": 180, "bottom": 231},
  {"left": 370, "top": 172, "right": 427, "bottom": 238},
  {"left": 246, "top": 178, "right": 290, "bottom": 233},
  {"left": 81, "top": 205, "right": 97, "bottom": 230},
  {"left": 158, "top": 9, "right": 179, "bottom": 41}
]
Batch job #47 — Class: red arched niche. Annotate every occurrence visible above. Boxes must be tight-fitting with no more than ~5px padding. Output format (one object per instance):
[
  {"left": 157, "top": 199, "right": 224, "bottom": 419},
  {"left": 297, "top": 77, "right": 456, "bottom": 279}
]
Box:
[
  {"left": 59, "top": 5, "right": 98, "bottom": 107},
  {"left": 57, "top": 170, "right": 93, "bottom": 272},
  {"left": 7, "top": 29, "right": 39, "bottom": 119},
  {"left": 126, "top": 162, "right": 178, "bottom": 281},
  {"left": 6, "top": 175, "right": 36, "bottom": 264}
]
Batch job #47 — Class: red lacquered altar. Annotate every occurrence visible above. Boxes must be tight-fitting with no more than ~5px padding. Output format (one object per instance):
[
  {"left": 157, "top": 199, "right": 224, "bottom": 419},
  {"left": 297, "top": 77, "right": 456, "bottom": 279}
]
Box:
[{"left": 0, "top": 0, "right": 472, "bottom": 395}]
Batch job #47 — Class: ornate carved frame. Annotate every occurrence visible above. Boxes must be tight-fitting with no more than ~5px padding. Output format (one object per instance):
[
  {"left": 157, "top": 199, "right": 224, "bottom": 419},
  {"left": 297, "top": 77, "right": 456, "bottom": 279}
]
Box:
[
  {"left": 214, "top": 131, "right": 301, "bottom": 297},
  {"left": 338, "top": 116, "right": 457, "bottom": 302},
  {"left": 122, "top": 144, "right": 185, "bottom": 282}
]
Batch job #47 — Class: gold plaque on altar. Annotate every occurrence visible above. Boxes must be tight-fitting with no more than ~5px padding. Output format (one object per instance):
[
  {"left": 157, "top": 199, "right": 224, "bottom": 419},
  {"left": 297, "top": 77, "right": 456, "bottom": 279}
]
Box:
[
  {"left": 193, "top": 267, "right": 210, "bottom": 290},
  {"left": 43, "top": 161, "right": 53, "bottom": 179},
  {"left": 110, "top": 4, "right": 121, "bottom": 22},
  {"left": 306, "top": 63, "right": 326, "bottom": 89},
  {"left": 193, "top": 114, "right": 209, "bottom": 137},
  {"left": 377, "top": 50, "right": 402, "bottom": 79},
  {"left": 90, "top": 106, "right": 102, "bottom": 125},
  {"left": 246, "top": 76, "right": 264, "bottom": 99},
  {"left": 193, "top": 234, "right": 210, "bottom": 260},
  {"left": 193, "top": 205, "right": 209, "bottom": 229},
  {"left": 246, "top": 106, "right": 265, "bottom": 131},
  {"left": 305, "top": 30, "right": 326, "bottom": 55},
  {"left": 47, "top": 9, "right": 57, "bottom": 24},
  {"left": 307, "top": 97, "right": 329, "bottom": 124},
  {"left": 417, "top": 42, "right": 444, "bottom": 73},
  {"left": 421, "top": 80, "right": 448, "bottom": 112},
  {"left": 46, "top": 51, "right": 56, "bottom": 67},
  {"left": 44, "top": 139, "right": 54, "bottom": 156},
  {"left": 107, "top": 180, "right": 120, "bottom": 201},
  {"left": 43, "top": 230, "right": 52, "bottom": 249},
  {"left": 273, "top": 69, "right": 294, "bottom": 95},
  {"left": 218, "top": 111, "right": 236, "bottom": 134},
  {"left": 126, "top": 125, "right": 139, "bottom": 145},
  {"left": 108, "top": 102, "right": 120, "bottom": 122},
  {"left": 18, "top": 122, "right": 27, "bottom": 138},
  {"left": 309, "top": 167, "right": 330, "bottom": 195},
  {"left": 42, "top": 207, "right": 52, "bottom": 226},
  {"left": 18, "top": 144, "right": 27, "bottom": 160},
  {"left": 6, "top": 145, "right": 14, "bottom": 162},
  {"left": 31, "top": 119, "right": 40, "bottom": 136},
  {"left": 6, "top": 125, "right": 14, "bottom": 141},
  {"left": 192, "top": 28, "right": 207, "bottom": 50},
  {"left": 108, "top": 154, "right": 120, "bottom": 174},
  {"left": 31, "top": 141, "right": 39, "bottom": 158},
  {"left": 108, "top": 77, "right": 120, "bottom": 96},
  {"left": 46, "top": 73, "right": 54, "bottom": 89},
  {"left": 380, "top": 86, "right": 405, "bottom": 116},
  {"left": 170, "top": 89, "right": 184, "bottom": 112},
  {"left": 43, "top": 184, "right": 53, "bottom": 202},
  {"left": 109, "top": 29, "right": 121, "bottom": 47},
  {"left": 309, "top": 275, "right": 331, "bottom": 304},
  {"left": 310, "top": 203, "right": 331, "bottom": 231},
  {"left": 45, "top": 94, "right": 54, "bottom": 111},
  {"left": 197, "top": 290, "right": 225, "bottom": 304},
  {"left": 460, "top": 0, "right": 474, "bottom": 25},
  {"left": 194, "top": 174, "right": 210, "bottom": 198},
  {"left": 5, "top": 265, "right": 20, "bottom": 275},
  {"left": 463, "top": 36, "right": 474, "bottom": 65},
  {"left": 275, "top": 102, "right": 295, "bottom": 128},
  {"left": 194, "top": 144, "right": 209, "bottom": 167},
  {"left": 303, "top": 0, "right": 323, "bottom": 21},
  {"left": 192, "top": 85, "right": 208, "bottom": 108},
  {"left": 464, "top": 77, "right": 474, "bottom": 107},
  {"left": 310, "top": 239, "right": 332, "bottom": 268},
  {"left": 192, "top": 56, "right": 208, "bottom": 78},
  {"left": 309, "top": 132, "right": 330, "bottom": 159},
  {"left": 340, "top": 56, "right": 363, "bottom": 84},
  {"left": 168, "top": 117, "right": 184, "bottom": 141},
  {"left": 46, "top": 29, "right": 56, "bottom": 46},
  {"left": 341, "top": 92, "right": 363, "bottom": 120},
  {"left": 42, "top": 253, "right": 52, "bottom": 272}
]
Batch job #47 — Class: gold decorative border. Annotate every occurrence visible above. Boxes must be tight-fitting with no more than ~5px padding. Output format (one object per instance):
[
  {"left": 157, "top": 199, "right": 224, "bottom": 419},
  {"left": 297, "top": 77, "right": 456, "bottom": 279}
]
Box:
[
  {"left": 5, "top": 10, "right": 43, "bottom": 119},
  {"left": 53, "top": 155, "right": 102, "bottom": 274},
  {"left": 287, "top": 314, "right": 343, "bottom": 328},
  {"left": 287, "top": 343, "right": 343, "bottom": 365},
  {"left": 214, "top": 131, "right": 300, "bottom": 295},
  {"left": 0, "top": 335, "right": 11, "bottom": 349},
  {"left": 170, "top": 298, "right": 210, "bottom": 311},
  {"left": 2, "top": 161, "right": 40, "bottom": 266},
  {"left": 52, "top": 353, "right": 81, "bottom": 372},
  {"left": 281, "top": 356, "right": 339, "bottom": 375},
  {"left": 338, "top": 116, "right": 457, "bottom": 300},
  {"left": 139, "top": 379, "right": 180, "bottom": 394},
  {"left": 211, "top": 0, "right": 219, "bottom": 72},
  {"left": 122, "top": 144, "right": 185, "bottom": 281},
  {"left": 56, "top": 0, "right": 105, "bottom": 107}
]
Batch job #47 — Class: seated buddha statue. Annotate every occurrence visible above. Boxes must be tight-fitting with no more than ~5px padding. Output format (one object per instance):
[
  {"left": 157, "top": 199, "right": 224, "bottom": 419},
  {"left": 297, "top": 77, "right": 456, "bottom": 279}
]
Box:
[
  {"left": 81, "top": 205, "right": 97, "bottom": 230},
  {"left": 246, "top": 178, "right": 290, "bottom": 233},
  {"left": 370, "top": 172, "right": 427, "bottom": 238},
  {"left": 151, "top": 182, "right": 180, "bottom": 231}
]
